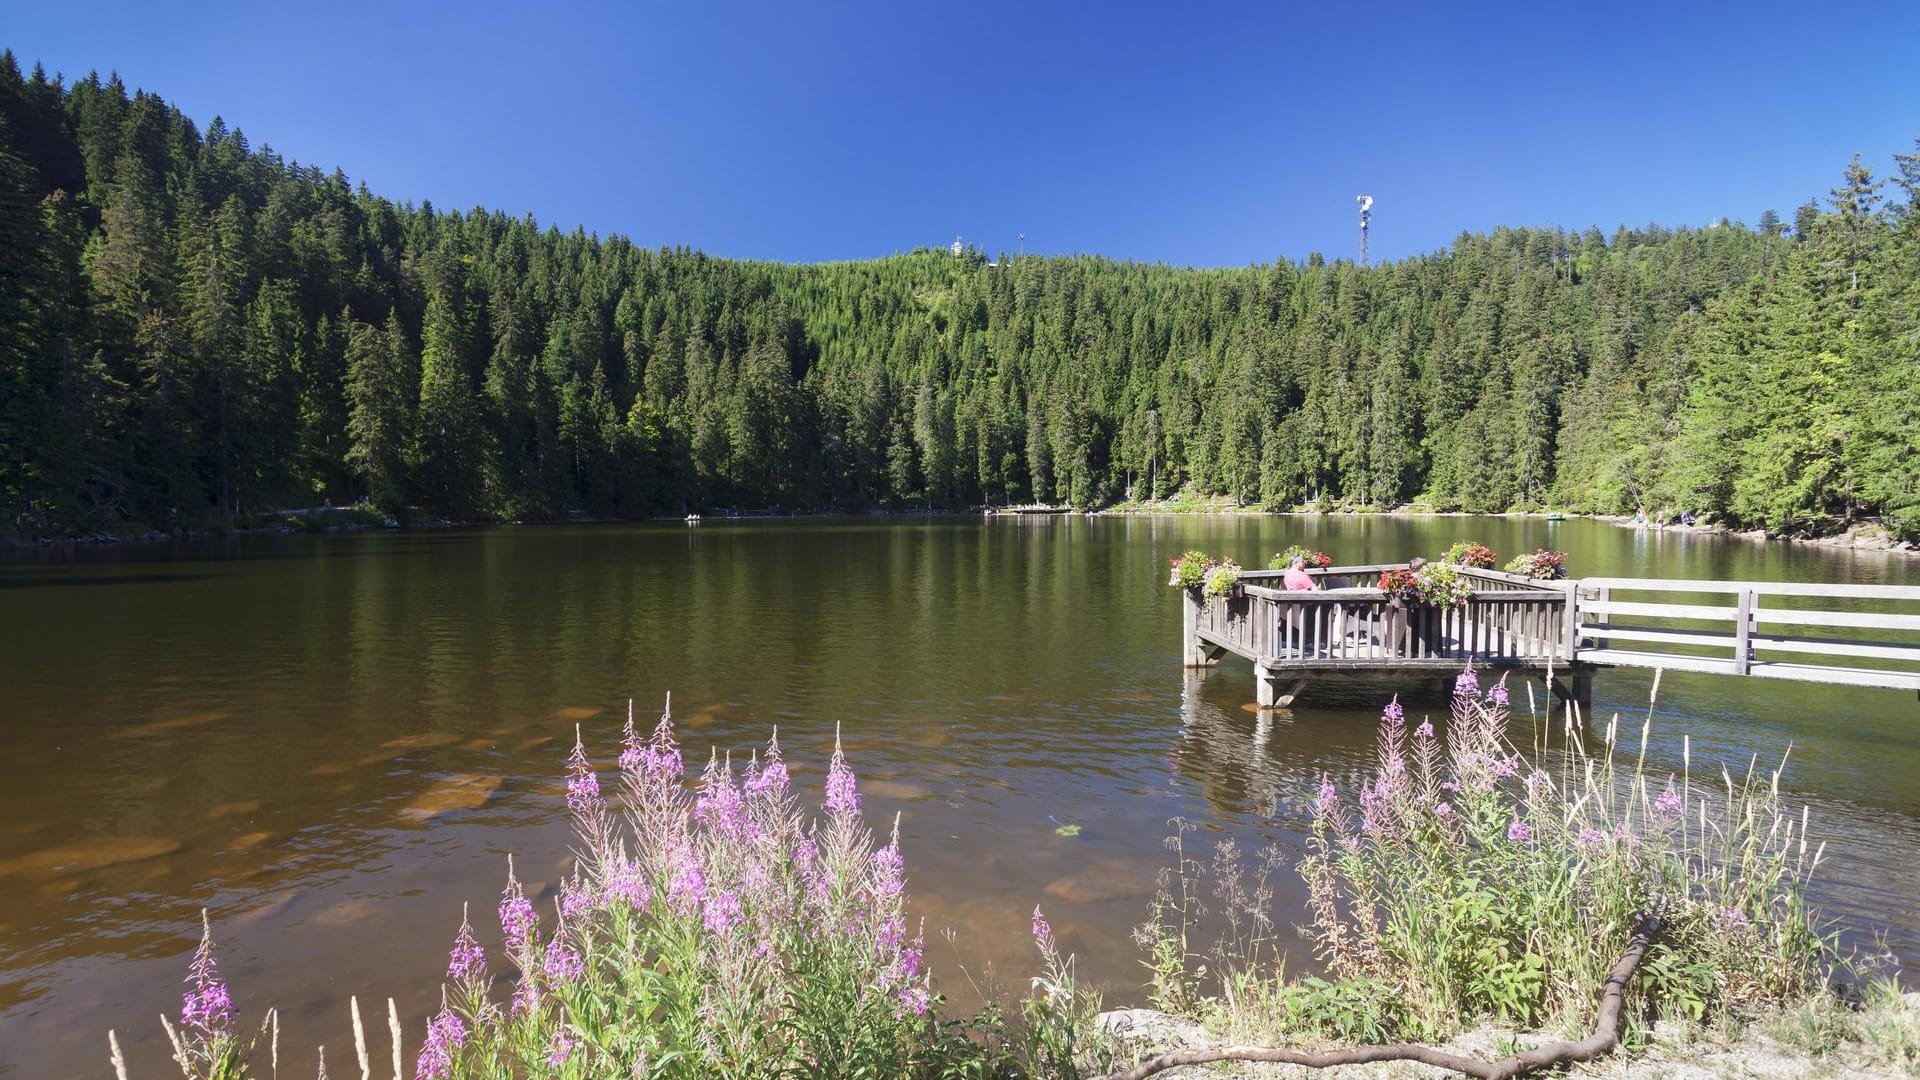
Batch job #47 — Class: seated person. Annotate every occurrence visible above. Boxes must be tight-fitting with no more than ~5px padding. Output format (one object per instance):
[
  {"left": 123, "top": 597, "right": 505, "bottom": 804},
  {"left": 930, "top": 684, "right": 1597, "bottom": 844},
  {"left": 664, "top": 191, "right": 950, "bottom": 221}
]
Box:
[{"left": 1281, "top": 555, "right": 1318, "bottom": 591}]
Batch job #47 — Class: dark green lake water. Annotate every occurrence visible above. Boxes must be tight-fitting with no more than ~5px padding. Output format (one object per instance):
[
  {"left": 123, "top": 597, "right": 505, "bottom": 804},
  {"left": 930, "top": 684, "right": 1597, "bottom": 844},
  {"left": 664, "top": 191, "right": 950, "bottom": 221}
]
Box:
[{"left": 1, "top": 516, "right": 1916, "bottom": 1076}]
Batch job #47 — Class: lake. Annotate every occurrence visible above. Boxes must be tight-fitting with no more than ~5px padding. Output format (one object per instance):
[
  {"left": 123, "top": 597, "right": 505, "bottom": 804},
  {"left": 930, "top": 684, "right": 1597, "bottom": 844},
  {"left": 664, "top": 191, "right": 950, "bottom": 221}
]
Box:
[{"left": 1, "top": 515, "right": 1916, "bottom": 1076}]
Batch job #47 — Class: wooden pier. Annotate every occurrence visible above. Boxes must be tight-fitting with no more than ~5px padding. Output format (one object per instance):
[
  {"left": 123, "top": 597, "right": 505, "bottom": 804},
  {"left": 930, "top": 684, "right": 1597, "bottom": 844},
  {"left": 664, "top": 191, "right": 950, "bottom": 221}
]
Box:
[{"left": 1183, "top": 565, "right": 1920, "bottom": 708}]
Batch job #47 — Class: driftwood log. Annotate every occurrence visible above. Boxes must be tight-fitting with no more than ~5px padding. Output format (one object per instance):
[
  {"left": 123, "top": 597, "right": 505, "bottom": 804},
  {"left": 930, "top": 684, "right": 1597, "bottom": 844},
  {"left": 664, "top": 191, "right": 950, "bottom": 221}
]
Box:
[{"left": 1090, "top": 914, "right": 1662, "bottom": 1080}]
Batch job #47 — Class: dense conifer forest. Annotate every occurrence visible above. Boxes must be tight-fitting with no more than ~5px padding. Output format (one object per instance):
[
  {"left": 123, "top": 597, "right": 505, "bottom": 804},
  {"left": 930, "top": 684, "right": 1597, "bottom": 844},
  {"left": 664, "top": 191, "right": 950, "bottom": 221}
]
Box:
[{"left": 2, "top": 53, "right": 1916, "bottom": 539}]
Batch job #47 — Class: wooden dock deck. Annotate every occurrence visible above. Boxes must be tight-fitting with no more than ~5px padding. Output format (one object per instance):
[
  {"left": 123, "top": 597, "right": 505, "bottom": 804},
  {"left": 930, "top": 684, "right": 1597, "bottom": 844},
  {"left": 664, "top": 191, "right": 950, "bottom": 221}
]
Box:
[{"left": 1183, "top": 565, "right": 1920, "bottom": 708}]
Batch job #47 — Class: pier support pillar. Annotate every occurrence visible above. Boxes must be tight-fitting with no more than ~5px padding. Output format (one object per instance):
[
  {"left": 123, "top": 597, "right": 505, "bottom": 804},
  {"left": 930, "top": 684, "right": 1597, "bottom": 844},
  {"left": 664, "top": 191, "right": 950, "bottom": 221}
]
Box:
[
  {"left": 1255, "top": 663, "right": 1308, "bottom": 709},
  {"left": 1183, "top": 590, "right": 1219, "bottom": 668}
]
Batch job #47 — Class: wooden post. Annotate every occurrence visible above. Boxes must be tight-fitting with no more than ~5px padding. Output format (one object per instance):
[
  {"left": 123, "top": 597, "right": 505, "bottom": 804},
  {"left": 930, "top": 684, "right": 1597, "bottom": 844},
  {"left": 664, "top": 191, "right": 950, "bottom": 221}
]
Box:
[
  {"left": 1255, "top": 662, "right": 1280, "bottom": 707},
  {"left": 1573, "top": 670, "right": 1593, "bottom": 710},
  {"left": 1183, "top": 588, "right": 1217, "bottom": 668},
  {"left": 1734, "top": 588, "right": 1754, "bottom": 675},
  {"left": 1561, "top": 580, "right": 1579, "bottom": 661}
]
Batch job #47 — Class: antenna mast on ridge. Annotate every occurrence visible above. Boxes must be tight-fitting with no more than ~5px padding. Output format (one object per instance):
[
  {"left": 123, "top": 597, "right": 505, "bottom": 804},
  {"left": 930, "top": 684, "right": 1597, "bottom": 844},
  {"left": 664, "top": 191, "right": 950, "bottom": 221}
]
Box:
[{"left": 1356, "top": 194, "right": 1373, "bottom": 267}]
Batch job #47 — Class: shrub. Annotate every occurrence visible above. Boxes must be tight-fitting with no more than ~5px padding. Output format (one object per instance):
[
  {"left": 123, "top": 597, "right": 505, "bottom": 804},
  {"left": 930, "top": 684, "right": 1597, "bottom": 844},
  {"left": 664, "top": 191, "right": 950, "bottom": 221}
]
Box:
[
  {"left": 1377, "top": 567, "right": 1419, "bottom": 601},
  {"left": 1202, "top": 558, "right": 1241, "bottom": 600},
  {"left": 1138, "top": 672, "right": 1829, "bottom": 1045},
  {"left": 1505, "top": 549, "right": 1569, "bottom": 580},
  {"left": 1440, "top": 541, "right": 1498, "bottom": 569},
  {"left": 1169, "top": 550, "right": 1216, "bottom": 590},
  {"left": 1412, "top": 562, "right": 1473, "bottom": 608},
  {"left": 1267, "top": 546, "right": 1332, "bottom": 572}
]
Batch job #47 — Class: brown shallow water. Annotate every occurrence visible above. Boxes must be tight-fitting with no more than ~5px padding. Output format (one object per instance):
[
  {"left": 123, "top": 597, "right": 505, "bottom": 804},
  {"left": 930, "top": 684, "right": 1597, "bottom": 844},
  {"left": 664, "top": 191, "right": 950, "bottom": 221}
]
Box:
[{"left": 1, "top": 516, "right": 1917, "bottom": 1076}]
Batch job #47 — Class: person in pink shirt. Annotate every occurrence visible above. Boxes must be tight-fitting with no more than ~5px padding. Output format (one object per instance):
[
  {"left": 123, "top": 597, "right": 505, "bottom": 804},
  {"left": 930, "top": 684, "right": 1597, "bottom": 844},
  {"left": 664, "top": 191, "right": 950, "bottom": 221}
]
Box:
[{"left": 1281, "top": 555, "right": 1318, "bottom": 591}]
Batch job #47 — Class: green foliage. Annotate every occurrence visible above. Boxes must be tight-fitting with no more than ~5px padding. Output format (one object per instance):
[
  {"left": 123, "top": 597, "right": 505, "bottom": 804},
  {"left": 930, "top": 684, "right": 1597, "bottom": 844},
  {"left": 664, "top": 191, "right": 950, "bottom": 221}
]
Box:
[
  {"left": 1411, "top": 562, "right": 1473, "bottom": 607},
  {"left": 1504, "top": 548, "right": 1568, "bottom": 579},
  {"left": 2, "top": 56, "right": 1918, "bottom": 538},
  {"left": 1136, "top": 677, "right": 1830, "bottom": 1047},
  {"left": 1267, "top": 545, "right": 1331, "bottom": 571},
  {"left": 1439, "top": 540, "right": 1497, "bottom": 568},
  {"left": 1169, "top": 550, "right": 1215, "bottom": 590},
  {"left": 1201, "top": 558, "right": 1241, "bottom": 599}
]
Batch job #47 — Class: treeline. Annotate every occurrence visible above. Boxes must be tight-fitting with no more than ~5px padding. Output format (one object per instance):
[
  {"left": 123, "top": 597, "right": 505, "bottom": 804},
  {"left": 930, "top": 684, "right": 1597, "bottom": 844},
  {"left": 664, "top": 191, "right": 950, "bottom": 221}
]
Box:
[{"left": 2, "top": 54, "right": 1916, "bottom": 538}]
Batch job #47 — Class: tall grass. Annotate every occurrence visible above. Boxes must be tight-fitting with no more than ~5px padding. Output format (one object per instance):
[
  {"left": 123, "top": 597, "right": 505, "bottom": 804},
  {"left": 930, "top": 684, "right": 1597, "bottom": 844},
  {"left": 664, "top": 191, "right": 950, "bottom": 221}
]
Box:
[{"left": 1137, "top": 668, "right": 1830, "bottom": 1042}]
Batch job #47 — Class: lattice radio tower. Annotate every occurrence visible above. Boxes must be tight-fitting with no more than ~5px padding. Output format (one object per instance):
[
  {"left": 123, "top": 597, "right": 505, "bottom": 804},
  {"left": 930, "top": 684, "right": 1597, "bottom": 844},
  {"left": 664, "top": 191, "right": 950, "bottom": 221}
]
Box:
[{"left": 1356, "top": 194, "right": 1373, "bottom": 267}]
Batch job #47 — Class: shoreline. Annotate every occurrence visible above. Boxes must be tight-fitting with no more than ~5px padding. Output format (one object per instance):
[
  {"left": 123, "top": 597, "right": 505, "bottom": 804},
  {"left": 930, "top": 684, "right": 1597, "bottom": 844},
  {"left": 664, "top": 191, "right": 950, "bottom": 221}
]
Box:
[{"left": 9, "top": 506, "right": 1916, "bottom": 559}]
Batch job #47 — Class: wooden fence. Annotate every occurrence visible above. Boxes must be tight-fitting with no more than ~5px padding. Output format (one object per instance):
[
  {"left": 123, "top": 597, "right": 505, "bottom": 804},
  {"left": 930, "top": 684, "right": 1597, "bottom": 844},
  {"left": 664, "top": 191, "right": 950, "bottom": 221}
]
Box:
[
  {"left": 1574, "top": 577, "right": 1920, "bottom": 691},
  {"left": 1180, "top": 565, "right": 1920, "bottom": 708}
]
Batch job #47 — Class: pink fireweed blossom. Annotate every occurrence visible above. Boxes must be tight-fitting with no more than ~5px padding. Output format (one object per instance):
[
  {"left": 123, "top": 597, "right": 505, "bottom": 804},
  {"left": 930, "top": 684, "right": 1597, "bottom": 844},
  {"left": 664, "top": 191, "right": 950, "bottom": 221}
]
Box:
[
  {"left": 1454, "top": 666, "right": 1479, "bottom": 698},
  {"left": 871, "top": 824, "right": 906, "bottom": 900},
  {"left": 542, "top": 942, "right": 586, "bottom": 984},
  {"left": 1433, "top": 801, "right": 1455, "bottom": 819},
  {"left": 1316, "top": 774, "right": 1338, "bottom": 811},
  {"left": 896, "top": 984, "right": 933, "bottom": 1017},
  {"left": 1487, "top": 677, "right": 1510, "bottom": 707},
  {"left": 666, "top": 841, "right": 707, "bottom": 912},
  {"left": 747, "top": 730, "right": 790, "bottom": 796},
  {"left": 416, "top": 1003, "right": 468, "bottom": 1080},
  {"left": 618, "top": 700, "right": 644, "bottom": 774},
  {"left": 499, "top": 859, "right": 539, "bottom": 955},
  {"left": 510, "top": 980, "right": 542, "bottom": 1018},
  {"left": 1655, "top": 776, "right": 1684, "bottom": 818},
  {"left": 876, "top": 916, "right": 906, "bottom": 954},
  {"left": 1506, "top": 818, "right": 1532, "bottom": 842},
  {"left": 634, "top": 707, "right": 684, "bottom": 783},
  {"left": 1416, "top": 718, "right": 1435, "bottom": 740},
  {"left": 702, "top": 890, "right": 744, "bottom": 934},
  {"left": 180, "top": 912, "right": 235, "bottom": 1037},
  {"left": 1382, "top": 694, "right": 1405, "bottom": 725},
  {"left": 565, "top": 728, "right": 602, "bottom": 817},
  {"left": 558, "top": 877, "right": 593, "bottom": 925},
  {"left": 824, "top": 733, "right": 861, "bottom": 817},
  {"left": 446, "top": 907, "right": 487, "bottom": 985},
  {"left": 694, "top": 756, "right": 749, "bottom": 837},
  {"left": 1578, "top": 827, "right": 1607, "bottom": 846},
  {"left": 1031, "top": 906, "right": 1057, "bottom": 958},
  {"left": 604, "top": 853, "right": 650, "bottom": 909},
  {"left": 891, "top": 926, "right": 931, "bottom": 1016},
  {"left": 546, "top": 1027, "right": 579, "bottom": 1068}
]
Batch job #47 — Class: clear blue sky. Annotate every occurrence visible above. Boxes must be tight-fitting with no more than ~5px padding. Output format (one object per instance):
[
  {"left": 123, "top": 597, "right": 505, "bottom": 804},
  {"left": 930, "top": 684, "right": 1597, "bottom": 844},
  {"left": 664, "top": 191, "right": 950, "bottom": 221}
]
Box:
[{"left": 8, "top": 1, "right": 1919, "bottom": 266}]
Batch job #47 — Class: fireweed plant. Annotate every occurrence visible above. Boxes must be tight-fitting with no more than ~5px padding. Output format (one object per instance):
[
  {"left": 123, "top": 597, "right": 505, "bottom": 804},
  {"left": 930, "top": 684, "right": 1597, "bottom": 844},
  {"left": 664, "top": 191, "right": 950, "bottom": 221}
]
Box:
[
  {"left": 141, "top": 702, "right": 1110, "bottom": 1080},
  {"left": 1137, "top": 669, "right": 1828, "bottom": 1045}
]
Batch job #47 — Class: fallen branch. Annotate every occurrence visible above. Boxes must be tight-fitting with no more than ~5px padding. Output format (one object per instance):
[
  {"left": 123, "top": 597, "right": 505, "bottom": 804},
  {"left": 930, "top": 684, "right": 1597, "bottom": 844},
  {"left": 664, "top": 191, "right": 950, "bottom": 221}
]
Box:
[{"left": 1091, "top": 913, "right": 1662, "bottom": 1080}]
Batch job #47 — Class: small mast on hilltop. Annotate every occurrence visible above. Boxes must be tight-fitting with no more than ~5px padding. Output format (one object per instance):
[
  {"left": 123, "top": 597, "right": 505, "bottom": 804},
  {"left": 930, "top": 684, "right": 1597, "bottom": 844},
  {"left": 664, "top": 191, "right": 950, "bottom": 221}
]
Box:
[{"left": 1356, "top": 194, "right": 1373, "bottom": 267}]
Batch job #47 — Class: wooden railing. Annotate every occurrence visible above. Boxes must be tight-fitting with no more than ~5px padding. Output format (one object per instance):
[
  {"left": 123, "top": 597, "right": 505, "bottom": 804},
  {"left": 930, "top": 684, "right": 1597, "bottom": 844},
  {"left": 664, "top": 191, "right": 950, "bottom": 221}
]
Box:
[
  {"left": 1191, "top": 566, "right": 1570, "bottom": 667},
  {"left": 1182, "top": 567, "right": 1920, "bottom": 704},
  {"left": 1574, "top": 578, "right": 1920, "bottom": 691}
]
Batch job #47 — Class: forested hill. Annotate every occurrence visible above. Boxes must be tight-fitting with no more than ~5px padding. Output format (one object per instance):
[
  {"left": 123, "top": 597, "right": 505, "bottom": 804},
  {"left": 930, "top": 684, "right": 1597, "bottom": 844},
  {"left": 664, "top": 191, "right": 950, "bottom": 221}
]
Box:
[{"left": 2, "top": 55, "right": 1917, "bottom": 539}]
